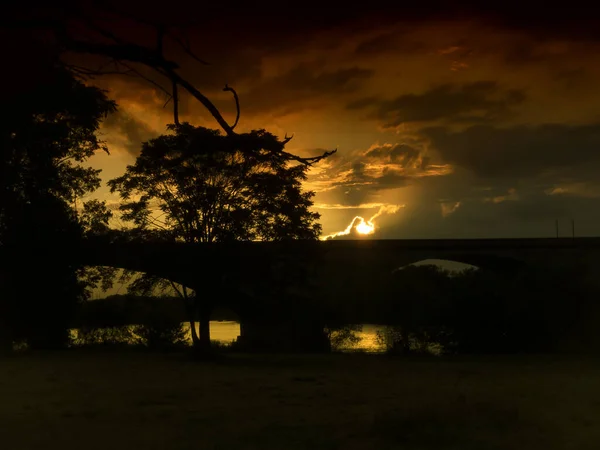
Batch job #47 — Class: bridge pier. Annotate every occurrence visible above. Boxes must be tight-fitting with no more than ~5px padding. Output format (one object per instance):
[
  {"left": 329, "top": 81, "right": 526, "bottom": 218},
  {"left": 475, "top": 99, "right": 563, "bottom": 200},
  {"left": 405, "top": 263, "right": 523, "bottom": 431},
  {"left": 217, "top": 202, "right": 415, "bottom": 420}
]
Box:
[
  {"left": 232, "top": 291, "right": 330, "bottom": 353},
  {"left": 68, "top": 237, "right": 600, "bottom": 354},
  {"left": 235, "top": 318, "right": 330, "bottom": 353}
]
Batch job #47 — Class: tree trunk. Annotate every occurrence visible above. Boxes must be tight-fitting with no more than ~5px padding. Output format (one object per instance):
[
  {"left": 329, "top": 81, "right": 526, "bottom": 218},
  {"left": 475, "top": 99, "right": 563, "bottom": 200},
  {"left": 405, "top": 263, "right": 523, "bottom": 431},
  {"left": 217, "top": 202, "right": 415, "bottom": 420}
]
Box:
[
  {"left": 184, "top": 304, "right": 200, "bottom": 346},
  {"left": 198, "top": 303, "right": 212, "bottom": 351},
  {"left": 173, "top": 284, "right": 200, "bottom": 347},
  {"left": 189, "top": 319, "right": 199, "bottom": 346}
]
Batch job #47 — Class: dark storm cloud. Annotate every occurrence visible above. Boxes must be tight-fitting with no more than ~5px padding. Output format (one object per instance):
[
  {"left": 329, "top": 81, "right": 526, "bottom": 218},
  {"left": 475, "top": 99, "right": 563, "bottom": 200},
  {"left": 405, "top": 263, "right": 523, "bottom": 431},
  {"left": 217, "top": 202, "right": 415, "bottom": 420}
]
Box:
[
  {"left": 308, "top": 141, "right": 438, "bottom": 207},
  {"left": 353, "top": 32, "right": 425, "bottom": 56},
  {"left": 423, "top": 123, "right": 600, "bottom": 180},
  {"left": 205, "top": 2, "right": 600, "bottom": 44},
  {"left": 461, "top": 190, "right": 600, "bottom": 230},
  {"left": 502, "top": 39, "right": 548, "bottom": 66},
  {"left": 373, "top": 185, "right": 600, "bottom": 240},
  {"left": 282, "top": 65, "right": 373, "bottom": 92},
  {"left": 346, "top": 97, "right": 380, "bottom": 111},
  {"left": 470, "top": 4, "right": 600, "bottom": 43},
  {"left": 553, "top": 68, "right": 590, "bottom": 90},
  {"left": 241, "top": 64, "right": 374, "bottom": 114},
  {"left": 13, "top": 2, "right": 600, "bottom": 58},
  {"left": 102, "top": 110, "right": 158, "bottom": 156},
  {"left": 197, "top": 3, "right": 600, "bottom": 49},
  {"left": 348, "top": 81, "right": 526, "bottom": 128},
  {"left": 365, "top": 143, "right": 430, "bottom": 168},
  {"left": 344, "top": 166, "right": 412, "bottom": 191}
]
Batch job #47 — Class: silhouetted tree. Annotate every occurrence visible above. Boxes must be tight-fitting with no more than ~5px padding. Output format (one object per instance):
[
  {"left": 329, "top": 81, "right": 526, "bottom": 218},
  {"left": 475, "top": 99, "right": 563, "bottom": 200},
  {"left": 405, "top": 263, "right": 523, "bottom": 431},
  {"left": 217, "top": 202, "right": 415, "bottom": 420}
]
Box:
[
  {"left": 379, "top": 265, "right": 454, "bottom": 354},
  {"left": 0, "top": 39, "right": 116, "bottom": 350},
  {"left": 404, "top": 264, "right": 598, "bottom": 355},
  {"left": 77, "top": 199, "right": 120, "bottom": 300},
  {"left": 108, "top": 123, "right": 323, "bottom": 351},
  {"left": 10, "top": 3, "right": 335, "bottom": 164},
  {"left": 9, "top": 4, "right": 335, "bottom": 353}
]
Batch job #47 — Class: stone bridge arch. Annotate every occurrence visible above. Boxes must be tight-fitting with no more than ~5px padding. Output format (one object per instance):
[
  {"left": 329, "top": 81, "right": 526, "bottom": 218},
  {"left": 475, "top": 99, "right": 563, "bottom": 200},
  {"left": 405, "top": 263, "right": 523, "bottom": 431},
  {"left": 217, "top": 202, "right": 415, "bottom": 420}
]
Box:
[
  {"left": 5, "top": 236, "right": 600, "bottom": 351},
  {"left": 71, "top": 237, "right": 600, "bottom": 310}
]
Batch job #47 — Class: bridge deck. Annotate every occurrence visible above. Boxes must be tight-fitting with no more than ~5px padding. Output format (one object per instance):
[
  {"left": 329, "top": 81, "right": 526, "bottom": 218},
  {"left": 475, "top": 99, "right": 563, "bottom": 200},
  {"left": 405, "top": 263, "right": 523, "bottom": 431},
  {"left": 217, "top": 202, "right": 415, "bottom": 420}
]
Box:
[{"left": 320, "top": 237, "right": 600, "bottom": 250}]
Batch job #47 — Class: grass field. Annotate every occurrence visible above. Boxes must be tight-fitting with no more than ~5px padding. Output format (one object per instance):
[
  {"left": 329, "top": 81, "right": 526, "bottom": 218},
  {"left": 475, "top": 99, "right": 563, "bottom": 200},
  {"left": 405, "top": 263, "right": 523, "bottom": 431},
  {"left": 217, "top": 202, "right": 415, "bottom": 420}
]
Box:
[{"left": 1, "top": 351, "right": 599, "bottom": 449}]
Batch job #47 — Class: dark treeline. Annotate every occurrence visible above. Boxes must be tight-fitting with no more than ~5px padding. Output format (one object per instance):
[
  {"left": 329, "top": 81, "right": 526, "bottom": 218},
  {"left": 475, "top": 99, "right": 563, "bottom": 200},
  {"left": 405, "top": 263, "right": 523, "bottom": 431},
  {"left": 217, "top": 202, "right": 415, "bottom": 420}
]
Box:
[
  {"left": 321, "top": 262, "right": 600, "bottom": 355},
  {"left": 0, "top": 35, "right": 117, "bottom": 352},
  {"left": 0, "top": 15, "right": 329, "bottom": 355},
  {"left": 75, "top": 295, "right": 239, "bottom": 328},
  {"left": 74, "top": 261, "right": 600, "bottom": 356}
]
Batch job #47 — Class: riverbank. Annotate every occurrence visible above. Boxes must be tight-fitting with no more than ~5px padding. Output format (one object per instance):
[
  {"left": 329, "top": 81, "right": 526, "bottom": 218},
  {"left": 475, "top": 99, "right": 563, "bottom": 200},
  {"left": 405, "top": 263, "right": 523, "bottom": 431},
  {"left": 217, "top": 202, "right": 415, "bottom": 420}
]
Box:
[{"left": 1, "top": 351, "right": 598, "bottom": 449}]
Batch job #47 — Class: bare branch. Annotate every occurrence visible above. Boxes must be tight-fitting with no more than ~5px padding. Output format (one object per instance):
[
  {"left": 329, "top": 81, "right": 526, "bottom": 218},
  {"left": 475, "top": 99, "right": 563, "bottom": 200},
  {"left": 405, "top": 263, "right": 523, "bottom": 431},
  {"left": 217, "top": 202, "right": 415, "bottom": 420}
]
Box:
[
  {"left": 282, "top": 133, "right": 294, "bottom": 145},
  {"left": 57, "top": 28, "right": 233, "bottom": 134},
  {"left": 57, "top": 26, "right": 180, "bottom": 71},
  {"left": 115, "top": 61, "right": 172, "bottom": 97},
  {"left": 280, "top": 148, "right": 338, "bottom": 166},
  {"left": 94, "top": 58, "right": 121, "bottom": 73},
  {"left": 49, "top": 7, "right": 336, "bottom": 165},
  {"left": 223, "top": 84, "right": 240, "bottom": 130},
  {"left": 167, "top": 30, "right": 209, "bottom": 65},
  {"left": 172, "top": 80, "right": 180, "bottom": 126},
  {"left": 157, "top": 24, "right": 165, "bottom": 56},
  {"left": 76, "top": 15, "right": 127, "bottom": 45},
  {"left": 161, "top": 67, "right": 235, "bottom": 135},
  {"left": 65, "top": 61, "right": 136, "bottom": 80}
]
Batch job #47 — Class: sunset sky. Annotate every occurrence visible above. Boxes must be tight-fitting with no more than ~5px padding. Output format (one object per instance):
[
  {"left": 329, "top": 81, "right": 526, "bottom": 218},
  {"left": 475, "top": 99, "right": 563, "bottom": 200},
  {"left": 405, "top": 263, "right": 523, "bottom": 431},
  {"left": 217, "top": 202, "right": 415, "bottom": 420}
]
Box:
[{"left": 58, "top": 2, "right": 600, "bottom": 239}]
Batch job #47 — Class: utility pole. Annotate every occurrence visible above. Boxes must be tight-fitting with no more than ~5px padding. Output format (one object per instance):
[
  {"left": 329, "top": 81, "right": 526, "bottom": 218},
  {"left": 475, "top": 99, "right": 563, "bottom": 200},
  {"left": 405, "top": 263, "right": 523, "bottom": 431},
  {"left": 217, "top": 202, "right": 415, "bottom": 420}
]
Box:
[
  {"left": 572, "top": 219, "right": 575, "bottom": 239},
  {"left": 555, "top": 219, "right": 559, "bottom": 238}
]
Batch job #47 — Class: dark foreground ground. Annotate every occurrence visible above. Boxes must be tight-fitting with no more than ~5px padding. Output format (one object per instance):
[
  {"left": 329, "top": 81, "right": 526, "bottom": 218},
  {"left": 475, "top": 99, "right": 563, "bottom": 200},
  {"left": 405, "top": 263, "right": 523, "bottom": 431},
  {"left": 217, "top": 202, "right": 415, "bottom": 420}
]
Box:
[{"left": 1, "top": 351, "right": 599, "bottom": 450}]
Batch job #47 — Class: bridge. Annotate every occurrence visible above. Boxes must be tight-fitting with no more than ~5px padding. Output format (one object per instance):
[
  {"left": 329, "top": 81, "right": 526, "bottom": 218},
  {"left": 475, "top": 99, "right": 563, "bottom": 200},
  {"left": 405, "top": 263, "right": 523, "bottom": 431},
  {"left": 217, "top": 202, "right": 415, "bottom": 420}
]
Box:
[
  {"left": 64, "top": 236, "right": 600, "bottom": 301},
  {"left": 4, "top": 236, "right": 600, "bottom": 295},
  {"left": 4, "top": 236, "right": 600, "bottom": 350}
]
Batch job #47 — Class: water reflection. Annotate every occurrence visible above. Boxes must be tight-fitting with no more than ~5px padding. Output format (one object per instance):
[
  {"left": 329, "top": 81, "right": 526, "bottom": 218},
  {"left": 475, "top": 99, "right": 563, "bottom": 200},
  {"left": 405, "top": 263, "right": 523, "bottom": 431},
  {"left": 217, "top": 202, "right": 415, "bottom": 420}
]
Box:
[
  {"left": 194, "top": 322, "right": 386, "bottom": 353},
  {"left": 186, "top": 321, "right": 241, "bottom": 344},
  {"left": 72, "top": 321, "right": 388, "bottom": 352},
  {"left": 353, "top": 324, "right": 386, "bottom": 352}
]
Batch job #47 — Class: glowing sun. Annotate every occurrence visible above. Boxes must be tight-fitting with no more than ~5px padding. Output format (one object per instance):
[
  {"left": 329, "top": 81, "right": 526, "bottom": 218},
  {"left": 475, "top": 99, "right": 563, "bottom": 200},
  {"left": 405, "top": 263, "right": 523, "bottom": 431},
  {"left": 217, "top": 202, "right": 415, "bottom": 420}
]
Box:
[{"left": 355, "top": 218, "right": 375, "bottom": 235}]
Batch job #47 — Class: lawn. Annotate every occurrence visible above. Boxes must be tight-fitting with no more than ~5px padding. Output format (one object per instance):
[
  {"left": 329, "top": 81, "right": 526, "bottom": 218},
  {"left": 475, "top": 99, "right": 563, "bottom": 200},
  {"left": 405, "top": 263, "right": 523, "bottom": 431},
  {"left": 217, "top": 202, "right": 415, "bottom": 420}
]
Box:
[{"left": 0, "top": 351, "right": 599, "bottom": 449}]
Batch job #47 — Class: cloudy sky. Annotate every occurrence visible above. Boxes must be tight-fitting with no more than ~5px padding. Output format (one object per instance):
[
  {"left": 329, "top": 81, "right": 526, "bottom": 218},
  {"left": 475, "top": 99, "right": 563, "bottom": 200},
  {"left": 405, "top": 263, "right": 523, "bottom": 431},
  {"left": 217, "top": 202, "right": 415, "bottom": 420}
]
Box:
[{"left": 56, "top": 2, "right": 600, "bottom": 239}]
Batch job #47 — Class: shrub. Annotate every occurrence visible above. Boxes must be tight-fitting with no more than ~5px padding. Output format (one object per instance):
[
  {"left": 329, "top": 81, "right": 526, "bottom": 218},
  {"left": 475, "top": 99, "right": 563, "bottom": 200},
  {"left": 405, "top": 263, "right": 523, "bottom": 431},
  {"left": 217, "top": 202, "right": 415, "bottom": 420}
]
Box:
[
  {"left": 132, "top": 318, "right": 188, "bottom": 350},
  {"left": 72, "top": 325, "right": 135, "bottom": 347},
  {"left": 326, "top": 325, "right": 363, "bottom": 352},
  {"left": 376, "top": 326, "right": 444, "bottom": 356}
]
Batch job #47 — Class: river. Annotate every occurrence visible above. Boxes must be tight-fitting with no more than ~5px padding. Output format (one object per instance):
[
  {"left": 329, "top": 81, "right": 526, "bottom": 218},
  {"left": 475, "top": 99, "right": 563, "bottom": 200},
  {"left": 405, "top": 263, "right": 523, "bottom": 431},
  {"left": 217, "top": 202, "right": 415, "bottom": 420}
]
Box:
[
  {"left": 72, "top": 321, "right": 389, "bottom": 352},
  {"left": 195, "top": 321, "right": 387, "bottom": 352}
]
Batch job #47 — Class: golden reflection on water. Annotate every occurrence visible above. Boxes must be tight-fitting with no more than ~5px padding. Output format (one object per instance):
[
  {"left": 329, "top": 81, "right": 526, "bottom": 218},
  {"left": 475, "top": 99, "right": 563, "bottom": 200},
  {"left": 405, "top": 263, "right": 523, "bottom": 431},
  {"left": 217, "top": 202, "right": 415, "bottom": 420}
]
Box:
[
  {"left": 353, "top": 324, "right": 386, "bottom": 352},
  {"left": 72, "top": 322, "right": 387, "bottom": 352},
  {"left": 196, "top": 322, "right": 386, "bottom": 352},
  {"left": 184, "top": 321, "right": 241, "bottom": 343}
]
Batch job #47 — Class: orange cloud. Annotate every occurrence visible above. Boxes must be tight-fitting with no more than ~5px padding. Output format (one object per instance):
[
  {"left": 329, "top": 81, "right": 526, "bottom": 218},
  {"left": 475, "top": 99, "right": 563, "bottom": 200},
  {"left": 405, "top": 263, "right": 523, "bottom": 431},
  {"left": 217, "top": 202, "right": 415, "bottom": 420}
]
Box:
[{"left": 55, "top": 4, "right": 600, "bottom": 239}]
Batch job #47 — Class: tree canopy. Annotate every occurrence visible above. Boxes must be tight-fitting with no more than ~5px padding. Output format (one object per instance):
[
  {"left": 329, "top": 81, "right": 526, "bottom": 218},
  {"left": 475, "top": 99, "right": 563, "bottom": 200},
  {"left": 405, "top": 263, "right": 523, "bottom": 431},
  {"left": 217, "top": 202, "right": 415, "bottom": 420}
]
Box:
[
  {"left": 109, "top": 123, "right": 321, "bottom": 243},
  {"left": 108, "top": 123, "right": 324, "bottom": 350},
  {"left": 0, "top": 45, "right": 116, "bottom": 350}
]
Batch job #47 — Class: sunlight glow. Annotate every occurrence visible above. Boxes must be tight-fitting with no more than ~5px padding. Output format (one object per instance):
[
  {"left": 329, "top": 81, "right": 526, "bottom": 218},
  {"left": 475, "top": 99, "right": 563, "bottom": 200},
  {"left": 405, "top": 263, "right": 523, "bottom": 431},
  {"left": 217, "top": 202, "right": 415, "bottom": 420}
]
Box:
[
  {"left": 321, "top": 204, "right": 404, "bottom": 240},
  {"left": 355, "top": 219, "right": 375, "bottom": 235}
]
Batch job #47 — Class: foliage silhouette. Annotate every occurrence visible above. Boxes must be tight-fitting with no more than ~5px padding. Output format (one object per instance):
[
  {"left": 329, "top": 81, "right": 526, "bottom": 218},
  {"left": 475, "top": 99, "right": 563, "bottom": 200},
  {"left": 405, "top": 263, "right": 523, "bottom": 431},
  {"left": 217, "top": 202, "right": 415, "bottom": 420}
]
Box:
[
  {"left": 73, "top": 325, "right": 135, "bottom": 348},
  {"left": 326, "top": 325, "right": 363, "bottom": 352},
  {"left": 376, "top": 262, "right": 599, "bottom": 355},
  {"left": 0, "top": 40, "right": 116, "bottom": 351},
  {"left": 11, "top": 3, "right": 335, "bottom": 164},
  {"left": 6, "top": 6, "right": 335, "bottom": 354},
  {"left": 132, "top": 320, "right": 188, "bottom": 351},
  {"left": 108, "top": 123, "right": 323, "bottom": 351},
  {"left": 375, "top": 265, "right": 453, "bottom": 355}
]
